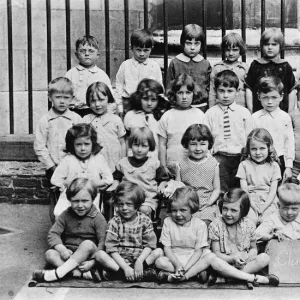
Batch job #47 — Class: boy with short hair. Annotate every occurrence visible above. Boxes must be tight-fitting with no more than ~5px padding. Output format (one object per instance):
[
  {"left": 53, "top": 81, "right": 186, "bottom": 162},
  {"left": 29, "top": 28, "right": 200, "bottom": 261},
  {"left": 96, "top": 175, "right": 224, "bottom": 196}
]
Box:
[
  {"left": 65, "top": 35, "right": 113, "bottom": 116},
  {"left": 34, "top": 77, "right": 82, "bottom": 223},
  {"left": 205, "top": 69, "right": 253, "bottom": 192},
  {"left": 115, "top": 29, "right": 163, "bottom": 115},
  {"left": 256, "top": 183, "right": 300, "bottom": 241},
  {"left": 252, "top": 76, "right": 295, "bottom": 182}
]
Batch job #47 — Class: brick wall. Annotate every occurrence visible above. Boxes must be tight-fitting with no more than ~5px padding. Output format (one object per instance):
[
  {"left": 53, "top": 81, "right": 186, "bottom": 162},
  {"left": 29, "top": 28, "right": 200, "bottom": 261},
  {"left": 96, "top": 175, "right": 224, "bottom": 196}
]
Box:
[{"left": 0, "top": 162, "right": 49, "bottom": 204}]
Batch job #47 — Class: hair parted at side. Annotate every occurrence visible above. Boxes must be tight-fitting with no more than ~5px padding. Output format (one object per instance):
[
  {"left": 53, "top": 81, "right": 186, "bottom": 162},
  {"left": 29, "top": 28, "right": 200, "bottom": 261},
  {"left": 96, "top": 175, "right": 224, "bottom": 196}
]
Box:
[
  {"left": 167, "top": 73, "right": 202, "bottom": 106},
  {"left": 181, "top": 124, "right": 214, "bottom": 150},
  {"left": 128, "top": 127, "right": 156, "bottom": 152},
  {"left": 131, "top": 29, "right": 154, "bottom": 48},
  {"left": 256, "top": 76, "right": 284, "bottom": 95},
  {"left": 75, "top": 35, "right": 100, "bottom": 51},
  {"left": 260, "top": 28, "right": 284, "bottom": 49},
  {"left": 214, "top": 69, "right": 239, "bottom": 90},
  {"left": 241, "top": 128, "right": 278, "bottom": 163},
  {"left": 168, "top": 186, "right": 199, "bottom": 214},
  {"left": 222, "top": 32, "right": 246, "bottom": 56},
  {"left": 218, "top": 188, "right": 250, "bottom": 218},
  {"left": 180, "top": 24, "right": 204, "bottom": 46},
  {"left": 111, "top": 181, "right": 145, "bottom": 209},
  {"left": 277, "top": 183, "right": 300, "bottom": 206},
  {"left": 66, "top": 177, "right": 98, "bottom": 201},
  {"left": 48, "top": 77, "right": 74, "bottom": 96},
  {"left": 65, "top": 123, "right": 102, "bottom": 156},
  {"left": 86, "top": 81, "right": 115, "bottom": 106},
  {"left": 129, "top": 78, "right": 169, "bottom": 120}
]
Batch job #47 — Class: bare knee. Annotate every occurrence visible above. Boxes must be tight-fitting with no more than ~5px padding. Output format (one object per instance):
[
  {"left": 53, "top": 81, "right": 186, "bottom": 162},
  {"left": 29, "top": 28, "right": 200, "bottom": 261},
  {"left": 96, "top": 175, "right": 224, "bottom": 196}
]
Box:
[
  {"left": 78, "top": 240, "right": 97, "bottom": 254},
  {"left": 152, "top": 248, "right": 164, "bottom": 259},
  {"left": 45, "top": 249, "right": 59, "bottom": 263},
  {"left": 155, "top": 256, "right": 169, "bottom": 269},
  {"left": 255, "top": 253, "right": 270, "bottom": 268}
]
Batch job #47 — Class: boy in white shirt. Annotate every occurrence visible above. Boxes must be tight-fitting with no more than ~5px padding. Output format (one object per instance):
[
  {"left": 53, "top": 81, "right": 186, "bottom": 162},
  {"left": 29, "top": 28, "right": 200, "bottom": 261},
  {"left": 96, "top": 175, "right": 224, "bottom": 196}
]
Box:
[
  {"left": 252, "top": 76, "right": 295, "bottom": 182},
  {"left": 115, "top": 29, "right": 163, "bottom": 116}
]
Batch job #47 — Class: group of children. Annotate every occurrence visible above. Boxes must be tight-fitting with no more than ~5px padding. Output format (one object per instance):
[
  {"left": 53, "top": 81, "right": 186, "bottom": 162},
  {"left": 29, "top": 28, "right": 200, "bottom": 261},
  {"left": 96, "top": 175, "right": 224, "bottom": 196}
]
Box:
[{"left": 32, "top": 23, "right": 300, "bottom": 286}]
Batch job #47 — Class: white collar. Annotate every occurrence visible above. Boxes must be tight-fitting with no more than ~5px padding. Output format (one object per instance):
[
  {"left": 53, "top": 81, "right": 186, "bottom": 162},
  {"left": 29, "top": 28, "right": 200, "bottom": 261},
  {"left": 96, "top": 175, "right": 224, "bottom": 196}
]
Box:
[
  {"left": 132, "top": 57, "right": 149, "bottom": 66},
  {"left": 76, "top": 64, "right": 98, "bottom": 73},
  {"left": 176, "top": 53, "right": 204, "bottom": 63}
]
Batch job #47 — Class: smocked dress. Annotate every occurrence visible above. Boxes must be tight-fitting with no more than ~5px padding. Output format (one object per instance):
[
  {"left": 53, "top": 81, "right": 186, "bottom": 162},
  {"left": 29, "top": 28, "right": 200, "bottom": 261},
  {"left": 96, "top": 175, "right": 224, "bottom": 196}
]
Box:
[
  {"left": 179, "top": 156, "right": 219, "bottom": 222},
  {"left": 83, "top": 113, "right": 126, "bottom": 172}
]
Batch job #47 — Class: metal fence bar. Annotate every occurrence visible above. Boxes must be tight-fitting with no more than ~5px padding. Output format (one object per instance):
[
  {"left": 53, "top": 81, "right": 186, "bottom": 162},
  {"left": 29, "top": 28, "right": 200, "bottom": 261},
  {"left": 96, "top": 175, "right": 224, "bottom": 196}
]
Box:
[
  {"left": 27, "top": 0, "right": 33, "bottom": 133},
  {"left": 221, "top": 0, "right": 226, "bottom": 60},
  {"left": 144, "top": 0, "right": 148, "bottom": 29},
  {"left": 202, "top": 0, "right": 207, "bottom": 59},
  {"left": 7, "top": 0, "right": 14, "bottom": 134},
  {"left": 241, "top": 0, "right": 246, "bottom": 62},
  {"left": 261, "top": 0, "right": 266, "bottom": 57},
  {"left": 65, "top": 0, "right": 71, "bottom": 71},
  {"left": 163, "top": 0, "right": 168, "bottom": 87},
  {"left": 182, "top": 0, "right": 187, "bottom": 29},
  {"left": 280, "top": 0, "right": 285, "bottom": 59},
  {"left": 124, "top": 0, "right": 129, "bottom": 60},
  {"left": 46, "top": 0, "right": 52, "bottom": 109},
  {"left": 104, "top": 0, "right": 110, "bottom": 77},
  {"left": 85, "top": 0, "right": 90, "bottom": 36}
]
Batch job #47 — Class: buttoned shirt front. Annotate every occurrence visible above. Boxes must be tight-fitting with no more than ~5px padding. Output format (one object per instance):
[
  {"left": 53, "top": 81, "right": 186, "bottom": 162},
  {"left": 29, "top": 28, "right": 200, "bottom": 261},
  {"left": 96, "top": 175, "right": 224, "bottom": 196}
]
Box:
[
  {"left": 252, "top": 108, "right": 295, "bottom": 168},
  {"left": 65, "top": 65, "right": 112, "bottom": 106},
  {"left": 205, "top": 102, "right": 253, "bottom": 154},
  {"left": 34, "top": 109, "right": 82, "bottom": 169}
]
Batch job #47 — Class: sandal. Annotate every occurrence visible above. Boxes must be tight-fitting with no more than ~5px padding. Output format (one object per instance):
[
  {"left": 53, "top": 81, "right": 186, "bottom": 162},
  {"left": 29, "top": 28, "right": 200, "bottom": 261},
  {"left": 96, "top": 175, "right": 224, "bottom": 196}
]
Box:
[{"left": 32, "top": 270, "right": 45, "bottom": 282}]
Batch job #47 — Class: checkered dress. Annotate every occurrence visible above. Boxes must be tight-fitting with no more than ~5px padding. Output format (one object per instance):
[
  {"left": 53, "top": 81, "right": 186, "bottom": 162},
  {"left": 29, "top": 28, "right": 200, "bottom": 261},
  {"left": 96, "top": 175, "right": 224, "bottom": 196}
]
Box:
[
  {"left": 179, "top": 156, "right": 219, "bottom": 221},
  {"left": 105, "top": 212, "right": 157, "bottom": 263}
]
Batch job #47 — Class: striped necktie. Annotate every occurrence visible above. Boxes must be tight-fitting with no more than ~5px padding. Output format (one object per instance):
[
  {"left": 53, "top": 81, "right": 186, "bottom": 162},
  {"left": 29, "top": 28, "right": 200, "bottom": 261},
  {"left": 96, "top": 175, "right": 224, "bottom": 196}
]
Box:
[{"left": 223, "top": 107, "right": 231, "bottom": 139}]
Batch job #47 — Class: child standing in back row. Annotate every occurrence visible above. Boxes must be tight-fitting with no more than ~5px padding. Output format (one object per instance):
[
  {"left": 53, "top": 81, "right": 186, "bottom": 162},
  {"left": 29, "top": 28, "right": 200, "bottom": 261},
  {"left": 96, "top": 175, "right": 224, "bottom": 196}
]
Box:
[
  {"left": 34, "top": 77, "right": 82, "bottom": 223},
  {"left": 65, "top": 35, "right": 113, "bottom": 117},
  {"left": 246, "top": 28, "right": 296, "bottom": 113},
  {"left": 209, "top": 33, "right": 250, "bottom": 111},
  {"left": 158, "top": 73, "right": 207, "bottom": 177},
  {"left": 205, "top": 70, "right": 253, "bottom": 192},
  {"left": 83, "top": 82, "right": 126, "bottom": 172},
  {"left": 166, "top": 24, "right": 211, "bottom": 112},
  {"left": 115, "top": 29, "right": 163, "bottom": 116}
]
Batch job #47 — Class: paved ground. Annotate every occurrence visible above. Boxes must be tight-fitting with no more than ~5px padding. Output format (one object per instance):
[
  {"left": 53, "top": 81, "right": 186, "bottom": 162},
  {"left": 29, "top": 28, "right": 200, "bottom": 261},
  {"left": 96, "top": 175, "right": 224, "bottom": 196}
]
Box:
[{"left": 1, "top": 203, "right": 300, "bottom": 300}]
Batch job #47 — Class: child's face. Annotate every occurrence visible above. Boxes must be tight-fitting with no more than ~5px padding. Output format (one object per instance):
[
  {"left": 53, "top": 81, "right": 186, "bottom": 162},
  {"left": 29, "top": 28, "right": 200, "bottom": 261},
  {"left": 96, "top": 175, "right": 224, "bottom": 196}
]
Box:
[
  {"left": 141, "top": 91, "right": 158, "bottom": 113},
  {"left": 249, "top": 139, "right": 268, "bottom": 164},
  {"left": 170, "top": 199, "right": 192, "bottom": 226},
  {"left": 115, "top": 196, "right": 137, "bottom": 221},
  {"left": 131, "top": 140, "right": 150, "bottom": 160},
  {"left": 74, "top": 136, "right": 93, "bottom": 159},
  {"left": 132, "top": 46, "right": 152, "bottom": 63},
  {"left": 49, "top": 92, "right": 73, "bottom": 114},
  {"left": 222, "top": 200, "right": 241, "bottom": 225},
  {"left": 279, "top": 202, "right": 300, "bottom": 223},
  {"left": 70, "top": 189, "right": 93, "bottom": 217},
  {"left": 176, "top": 85, "right": 193, "bottom": 109},
  {"left": 183, "top": 38, "right": 201, "bottom": 58},
  {"left": 76, "top": 43, "right": 99, "bottom": 68},
  {"left": 262, "top": 38, "right": 280, "bottom": 59},
  {"left": 225, "top": 46, "right": 240, "bottom": 63},
  {"left": 89, "top": 92, "right": 108, "bottom": 115},
  {"left": 258, "top": 90, "right": 283, "bottom": 112},
  {"left": 188, "top": 140, "right": 209, "bottom": 162},
  {"left": 216, "top": 84, "right": 238, "bottom": 107}
]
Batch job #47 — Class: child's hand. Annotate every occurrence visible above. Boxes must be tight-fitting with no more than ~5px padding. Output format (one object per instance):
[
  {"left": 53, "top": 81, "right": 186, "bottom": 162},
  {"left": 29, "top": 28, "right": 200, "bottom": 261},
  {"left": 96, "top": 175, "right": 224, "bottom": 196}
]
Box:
[
  {"left": 232, "top": 254, "right": 247, "bottom": 269},
  {"left": 283, "top": 168, "right": 292, "bottom": 183},
  {"left": 78, "top": 260, "right": 95, "bottom": 272},
  {"left": 273, "top": 230, "right": 285, "bottom": 242},
  {"left": 134, "top": 260, "right": 144, "bottom": 281},
  {"left": 60, "top": 249, "right": 73, "bottom": 261},
  {"left": 124, "top": 266, "right": 135, "bottom": 282},
  {"left": 106, "top": 180, "right": 119, "bottom": 192},
  {"left": 157, "top": 181, "right": 169, "bottom": 194},
  {"left": 175, "top": 266, "right": 185, "bottom": 277}
]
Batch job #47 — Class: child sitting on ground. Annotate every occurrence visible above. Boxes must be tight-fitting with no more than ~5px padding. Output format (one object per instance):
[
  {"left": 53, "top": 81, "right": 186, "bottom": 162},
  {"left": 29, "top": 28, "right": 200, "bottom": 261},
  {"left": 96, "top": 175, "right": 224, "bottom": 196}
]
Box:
[
  {"left": 33, "top": 178, "right": 107, "bottom": 282},
  {"left": 95, "top": 182, "right": 163, "bottom": 282},
  {"left": 209, "top": 188, "right": 270, "bottom": 278},
  {"left": 51, "top": 123, "right": 113, "bottom": 217},
  {"left": 115, "top": 29, "right": 163, "bottom": 116},
  {"left": 65, "top": 35, "right": 113, "bottom": 116},
  {"left": 256, "top": 183, "right": 300, "bottom": 241},
  {"left": 166, "top": 24, "right": 211, "bottom": 112},
  {"left": 34, "top": 77, "right": 82, "bottom": 223},
  {"left": 155, "top": 186, "right": 279, "bottom": 286},
  {"left": 252, "top": 76, "right": 295, "bottom": 182}
]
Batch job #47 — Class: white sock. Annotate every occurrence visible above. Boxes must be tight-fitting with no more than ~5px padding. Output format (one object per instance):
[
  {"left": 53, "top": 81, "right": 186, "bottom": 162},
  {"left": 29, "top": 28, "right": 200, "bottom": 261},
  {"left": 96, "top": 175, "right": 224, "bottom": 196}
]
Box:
[
  {"left": 56, "top": 258, "right": 79, "bottom": 279},
  {"left": 82, "top": 271, "right": 93, "bottom": 280},
  {"left": 44, "top": 270, "right": 59, "bottom": 282}
]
